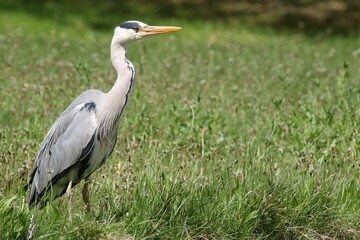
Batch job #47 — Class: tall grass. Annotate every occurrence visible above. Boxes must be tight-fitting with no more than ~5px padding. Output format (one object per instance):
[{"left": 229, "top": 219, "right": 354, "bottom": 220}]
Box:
[{"left": 1, "top": 9, "right": 360, "bottom": 239}]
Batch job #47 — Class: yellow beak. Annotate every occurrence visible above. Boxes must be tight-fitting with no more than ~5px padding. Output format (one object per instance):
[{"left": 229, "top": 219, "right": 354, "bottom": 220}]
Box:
[{"left": 141, "top": 26, "right": 182, "bottom": 35}]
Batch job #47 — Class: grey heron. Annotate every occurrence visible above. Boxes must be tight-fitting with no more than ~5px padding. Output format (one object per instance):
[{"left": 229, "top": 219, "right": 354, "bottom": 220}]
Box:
[{"left": 27, "top": 21, "right": 181, "bottom": 211}]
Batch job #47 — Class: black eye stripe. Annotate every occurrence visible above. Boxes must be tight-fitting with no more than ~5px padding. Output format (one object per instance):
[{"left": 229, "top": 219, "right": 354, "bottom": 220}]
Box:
[
  {"left": 119, "top": 21, "right": 141, "bottom": 29},
  {"left": 133, "top": 27, "right": 140, "bottom": 32}
]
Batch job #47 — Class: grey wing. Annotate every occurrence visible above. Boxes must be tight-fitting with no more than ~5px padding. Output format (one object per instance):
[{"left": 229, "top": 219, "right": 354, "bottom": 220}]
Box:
[{"left": 28, "top": 90, "right": 102, "bottom": 206}]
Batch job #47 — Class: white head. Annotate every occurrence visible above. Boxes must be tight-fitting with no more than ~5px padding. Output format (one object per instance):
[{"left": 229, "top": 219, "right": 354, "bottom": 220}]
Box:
[{"left": 112, "top": 20, "right": 182, "bottom": 46}]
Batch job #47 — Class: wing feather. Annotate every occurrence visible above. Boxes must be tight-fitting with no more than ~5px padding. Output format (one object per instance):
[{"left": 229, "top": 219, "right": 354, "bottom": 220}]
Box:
[{"left": 28, "top": 90, "right": 102, "bottom": 206}]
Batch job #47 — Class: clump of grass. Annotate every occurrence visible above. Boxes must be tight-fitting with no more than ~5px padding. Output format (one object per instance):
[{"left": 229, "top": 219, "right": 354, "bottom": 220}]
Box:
[{"left": 0, "top": 196, "right": 29, "bottom": 239}]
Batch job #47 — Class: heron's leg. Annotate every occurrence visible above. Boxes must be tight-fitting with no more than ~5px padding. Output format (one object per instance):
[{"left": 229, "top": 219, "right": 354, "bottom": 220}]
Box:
[
  {"left": 66, "top": 181, "right": 73, "bottom": 220},
  {"left": 82, "top": 177, "right": 91, "bottom": 213}
]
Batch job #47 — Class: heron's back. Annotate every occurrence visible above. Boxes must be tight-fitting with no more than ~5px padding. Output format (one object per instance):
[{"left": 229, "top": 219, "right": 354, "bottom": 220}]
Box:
[{"left": 28, "top": 89, "right": 117, "bottom": 206}]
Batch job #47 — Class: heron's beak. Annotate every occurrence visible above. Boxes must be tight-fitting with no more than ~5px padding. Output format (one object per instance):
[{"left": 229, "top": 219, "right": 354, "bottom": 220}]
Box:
[{"left": 141, "top": 26, "right": 182, "bottom": 36}]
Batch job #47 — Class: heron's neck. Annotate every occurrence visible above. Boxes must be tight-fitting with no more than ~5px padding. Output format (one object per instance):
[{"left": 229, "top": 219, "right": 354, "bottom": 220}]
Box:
[
  {"left": 100, "top": 42, "right": 135, "bottom": 135},
  {"left": 110, "top": 43, "right": 128, "bottom": 75},
  {"left": 108, "top": 42, "right": 135, "bottom": 99}
]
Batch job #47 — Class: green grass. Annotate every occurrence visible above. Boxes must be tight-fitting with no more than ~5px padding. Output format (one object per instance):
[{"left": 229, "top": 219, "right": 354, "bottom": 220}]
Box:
[{"left": 1, "top": 9, "right": 360, "bottom": 239}]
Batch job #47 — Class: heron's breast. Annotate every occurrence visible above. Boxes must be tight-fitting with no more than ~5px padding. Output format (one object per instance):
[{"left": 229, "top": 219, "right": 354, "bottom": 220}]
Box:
[{"left": 81, "top": 137, "right": 114, "bottom": 178}]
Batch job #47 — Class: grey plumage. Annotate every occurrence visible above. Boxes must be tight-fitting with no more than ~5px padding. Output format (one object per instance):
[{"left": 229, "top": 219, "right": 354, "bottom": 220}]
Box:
[
  {"left": 27, "top": 20, "right": 181, "bottom": 208},
  {"left": 29, "top": 90, "right": 101, "bottom": 205}
]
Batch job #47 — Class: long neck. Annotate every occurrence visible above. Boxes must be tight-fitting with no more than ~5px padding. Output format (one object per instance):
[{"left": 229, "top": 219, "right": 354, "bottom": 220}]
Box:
[
  {"left": 98, "top": 40, "right": 135, "bottom": 141},
  {"left": 109, "top": 41, "right": 135, "bottom": 97}
]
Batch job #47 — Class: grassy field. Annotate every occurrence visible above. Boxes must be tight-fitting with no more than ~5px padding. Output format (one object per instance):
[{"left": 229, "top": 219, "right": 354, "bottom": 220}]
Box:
[{"left": 1, "top": 9, "right": 360, "bottom": 239}]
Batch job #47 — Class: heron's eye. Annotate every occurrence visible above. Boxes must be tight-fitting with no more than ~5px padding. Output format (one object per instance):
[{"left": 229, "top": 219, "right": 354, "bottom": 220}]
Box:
[{"left": 133, "top": 27, "right": 140, "bottom": 33}]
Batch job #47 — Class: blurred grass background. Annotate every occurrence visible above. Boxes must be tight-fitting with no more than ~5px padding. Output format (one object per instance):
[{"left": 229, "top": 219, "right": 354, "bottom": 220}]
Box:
[
  {"left": 1, "top": 0, "right": 360, "bottom": 239},
  {"left": 1, "top": 0, "right": 359, "bottom": 34}
]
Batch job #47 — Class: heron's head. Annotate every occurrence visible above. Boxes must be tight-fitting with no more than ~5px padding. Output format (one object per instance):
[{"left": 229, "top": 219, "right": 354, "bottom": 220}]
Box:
[{"left": 112, "top": 20, "right": 181, "bottom": 46}]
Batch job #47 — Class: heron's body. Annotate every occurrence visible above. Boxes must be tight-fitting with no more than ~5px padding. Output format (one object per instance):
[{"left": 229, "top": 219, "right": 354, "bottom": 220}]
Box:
[{"left": 28, "top": 21, "right": 180, "bottom": 207}]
